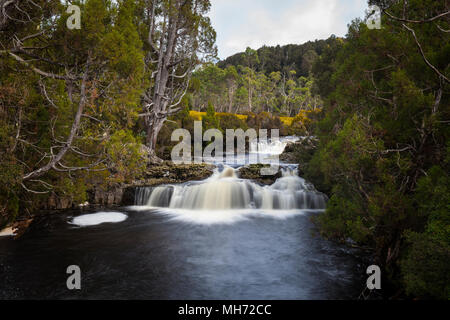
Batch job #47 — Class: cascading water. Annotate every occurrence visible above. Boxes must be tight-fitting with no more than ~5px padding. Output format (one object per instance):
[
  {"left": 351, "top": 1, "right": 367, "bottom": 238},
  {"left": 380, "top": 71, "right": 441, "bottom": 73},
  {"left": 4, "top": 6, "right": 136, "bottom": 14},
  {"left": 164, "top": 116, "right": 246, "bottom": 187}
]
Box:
[
  {"left": 135, "top": 167, "right": 327, "bottom": 211},
  {"left": 250, "top": 136, "right": 300, "bottom": 155}
]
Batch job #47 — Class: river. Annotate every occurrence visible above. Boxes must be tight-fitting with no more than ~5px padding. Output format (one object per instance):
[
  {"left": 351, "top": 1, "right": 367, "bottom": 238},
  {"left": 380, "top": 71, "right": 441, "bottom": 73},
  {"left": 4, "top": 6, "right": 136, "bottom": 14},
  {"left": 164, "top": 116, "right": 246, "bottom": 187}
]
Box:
[{"left": 0, "top": 137, "right": 367, "bottom": 300}]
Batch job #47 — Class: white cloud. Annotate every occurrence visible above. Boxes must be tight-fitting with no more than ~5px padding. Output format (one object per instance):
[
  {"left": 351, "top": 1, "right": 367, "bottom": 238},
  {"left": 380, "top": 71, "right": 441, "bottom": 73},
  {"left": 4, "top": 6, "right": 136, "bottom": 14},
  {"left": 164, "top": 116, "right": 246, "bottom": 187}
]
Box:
[{"left": 209, "top": 0, "right": 368, "bottom": 58}]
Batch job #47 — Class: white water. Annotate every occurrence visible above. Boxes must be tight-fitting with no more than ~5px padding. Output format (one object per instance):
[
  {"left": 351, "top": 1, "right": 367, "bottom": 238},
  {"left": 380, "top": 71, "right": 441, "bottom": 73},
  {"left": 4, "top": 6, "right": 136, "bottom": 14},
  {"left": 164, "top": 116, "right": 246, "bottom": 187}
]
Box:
[
  {"left": 202, "top": 136, "right": 301, "bottom": 167},
  {"left": 250, "top": 136, "right": 300, "bottom": 155},
  {"left": 130, "top": 135, "right": 326, "bottom": 225},
  {"left": 135, "top": 167, "right": 326, "bottom": 213},
  {"left": 0, "top": 227, "right": 16, "bottom": 237},
  {"left": 70, "top": 212, "right": 128, "bottom": 227}
]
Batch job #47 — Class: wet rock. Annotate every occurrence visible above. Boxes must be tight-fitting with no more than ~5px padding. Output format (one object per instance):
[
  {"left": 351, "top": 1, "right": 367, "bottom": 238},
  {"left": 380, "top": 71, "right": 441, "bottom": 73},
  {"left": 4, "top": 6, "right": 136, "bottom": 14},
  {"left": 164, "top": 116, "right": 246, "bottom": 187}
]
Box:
[
  {"left": 280, "top": 137, "right": 319, "bottom": 173},
  {"left": 238, "top": 164, "right": 281, "bottom": 185},
  {"left": 11, "top": 219, "right": 33, "bottom": 239},
  {"left": 18, "top": 163, "right": 215, "bottom": 222},
  {"left": 91, "top": 188, "right": 124, "bottom": 207},
  {"left": 0, "top": 226, "right": 17, "bottom": 237},
  {"left": 120, "top": 162, "right": 215, "bottom": 205},
  {"left": 121, "top": 187, "right": 136, "bottom": 206},
  {"left": 137, "top": 162, "right": 215, "bottom": 187}
]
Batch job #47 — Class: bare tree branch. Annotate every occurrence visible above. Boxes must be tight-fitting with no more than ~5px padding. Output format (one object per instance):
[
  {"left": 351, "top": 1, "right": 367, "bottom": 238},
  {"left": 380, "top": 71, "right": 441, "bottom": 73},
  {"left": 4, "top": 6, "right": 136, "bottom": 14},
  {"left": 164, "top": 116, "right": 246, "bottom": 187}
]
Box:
[
  {"left": 401, "top": 23, "right": 450, "bottom": 83},
  {"left": 384, "top": 9, "right": 450, "bottom": 24}
]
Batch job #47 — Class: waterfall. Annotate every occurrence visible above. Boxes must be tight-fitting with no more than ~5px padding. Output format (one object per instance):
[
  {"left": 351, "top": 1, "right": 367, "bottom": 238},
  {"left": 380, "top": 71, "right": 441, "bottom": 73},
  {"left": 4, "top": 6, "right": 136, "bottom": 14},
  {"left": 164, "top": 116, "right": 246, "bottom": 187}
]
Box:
[
  {"left": 250, "top": 136, "right": 300, "bottom": 155},
  {"left": 135, "top": 167, "right": 327, "bottom": 211}
]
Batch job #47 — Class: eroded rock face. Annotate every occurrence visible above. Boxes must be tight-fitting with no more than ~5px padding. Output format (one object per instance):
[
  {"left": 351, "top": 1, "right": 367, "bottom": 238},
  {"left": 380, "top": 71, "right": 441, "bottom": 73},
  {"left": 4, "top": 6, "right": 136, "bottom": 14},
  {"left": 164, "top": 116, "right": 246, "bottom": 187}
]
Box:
[
  {"left": 92, "top": 188, "right": 124, "bottom": 207},
  {"left": 8, "top": 163, "right": 216, "bottom": 235},
  {"left": 121, "top": 162, "right": 216, "bottom": 206},
  {"left": 21, "top": 162, "right": 213, "bottom": 214},
  {"left": 40, "top": 162, "right": 215, "bottom": 209},
  {"left": 279, "top": 137, "right": 319, "bottom": 174},
  {"left": 138, "top": 162, "right": 215, "bottom": 187},
  {"left": 238, "top": 164, "right": 282, "bottom": 185},
  {"left": 46, "top": 193, "right": 73, "bottom": 210}
]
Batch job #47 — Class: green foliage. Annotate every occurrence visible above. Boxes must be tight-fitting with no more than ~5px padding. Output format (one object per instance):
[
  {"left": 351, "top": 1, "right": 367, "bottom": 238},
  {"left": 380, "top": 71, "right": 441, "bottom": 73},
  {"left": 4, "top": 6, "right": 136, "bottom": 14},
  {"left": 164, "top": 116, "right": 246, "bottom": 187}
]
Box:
[
  {"left": 105, "top": 130, "right": 147, "bottom": 183},
  {"left": 0, "top": 0, "right": 149, "bottom": 224},
  {"left": 246, "top": 112, "right": 287, "bottom": 135},
  {"left": 218, "top": 39, "right": 338, "bottom": 76},
  {"left": 307, "top": 0, "right": 450, "bottom": 298},
  {"left": 219, "top": 114, "right": 248, "bottom": 131},
  {"left": 191, "top": 45, "right": 325, "bottom": 116},
  {"left": 401, "top": 157, "right": 450, "bottom": 299},
  {"left": 203, "top": 102, "right": 220, "bottom": 130}
]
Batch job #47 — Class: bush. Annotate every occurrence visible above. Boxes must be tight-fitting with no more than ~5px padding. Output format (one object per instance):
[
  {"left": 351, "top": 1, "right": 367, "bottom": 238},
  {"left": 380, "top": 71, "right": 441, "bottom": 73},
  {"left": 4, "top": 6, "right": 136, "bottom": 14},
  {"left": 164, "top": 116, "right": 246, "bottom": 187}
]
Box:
[
  {"left": 401, "top": 164, "right": 450, "bottom": 299},
  {"left": 246, "top": 112, "right": 288, "bottom": 135},
  {"left": 218, "top": 114, "right": 248, "bottom": 131}
]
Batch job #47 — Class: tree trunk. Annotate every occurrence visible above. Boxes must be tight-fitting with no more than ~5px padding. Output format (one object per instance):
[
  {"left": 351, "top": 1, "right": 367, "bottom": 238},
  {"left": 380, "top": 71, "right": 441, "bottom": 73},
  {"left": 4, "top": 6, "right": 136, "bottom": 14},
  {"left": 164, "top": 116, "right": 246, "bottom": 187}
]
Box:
[{"left": 248, "top": 77, "right": 253, "bottom": 112}]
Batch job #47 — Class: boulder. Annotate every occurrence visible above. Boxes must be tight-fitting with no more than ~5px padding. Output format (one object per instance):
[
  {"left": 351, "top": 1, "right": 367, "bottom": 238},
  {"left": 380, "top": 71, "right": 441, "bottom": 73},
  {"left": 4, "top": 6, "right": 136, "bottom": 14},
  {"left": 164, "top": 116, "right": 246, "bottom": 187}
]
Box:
[{"left": 238, "top": 164, "right": 282, "bottom": 185}]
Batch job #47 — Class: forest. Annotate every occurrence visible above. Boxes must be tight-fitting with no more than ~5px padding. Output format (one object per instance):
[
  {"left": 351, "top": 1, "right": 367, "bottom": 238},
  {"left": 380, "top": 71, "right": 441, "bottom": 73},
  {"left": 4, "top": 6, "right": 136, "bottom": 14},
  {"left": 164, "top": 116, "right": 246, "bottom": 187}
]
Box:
[{"left": 0, "top": 0, "right": 449, "bottom": 300}]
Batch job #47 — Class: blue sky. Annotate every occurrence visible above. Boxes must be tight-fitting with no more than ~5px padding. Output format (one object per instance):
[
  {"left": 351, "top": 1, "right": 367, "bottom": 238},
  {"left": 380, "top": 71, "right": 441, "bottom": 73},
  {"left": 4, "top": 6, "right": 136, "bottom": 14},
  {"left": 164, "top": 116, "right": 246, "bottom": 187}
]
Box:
[{"left": 209, "top": 0, "right": 370, "bottom": 59}]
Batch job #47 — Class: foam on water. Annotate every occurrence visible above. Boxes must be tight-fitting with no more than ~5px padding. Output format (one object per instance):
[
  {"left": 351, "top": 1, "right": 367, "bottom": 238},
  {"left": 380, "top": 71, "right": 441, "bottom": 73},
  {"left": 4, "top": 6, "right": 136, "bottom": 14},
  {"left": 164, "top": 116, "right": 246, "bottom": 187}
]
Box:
[
  {"left": 70, "top": 212, "right": 128, "bottom": 227},
  {"left": 250, "top": 136, "right": 300, "bottom": 155},
  {"left": 127, "top": 206, "right": 323, "bottom": 225},
  {"left": 130, "top": 166, "right": 327, "bottom": 225},
  {"left": 135, "top": 167, "right": 327, "bottom": 211}
]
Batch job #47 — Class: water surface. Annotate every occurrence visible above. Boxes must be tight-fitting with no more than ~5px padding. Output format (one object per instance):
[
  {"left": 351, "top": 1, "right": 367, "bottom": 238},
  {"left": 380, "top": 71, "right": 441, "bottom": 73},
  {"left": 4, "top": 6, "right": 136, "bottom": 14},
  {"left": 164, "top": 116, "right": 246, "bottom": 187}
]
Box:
[{"left": 0, "top": 208, "right": 365, "bottom": 300}]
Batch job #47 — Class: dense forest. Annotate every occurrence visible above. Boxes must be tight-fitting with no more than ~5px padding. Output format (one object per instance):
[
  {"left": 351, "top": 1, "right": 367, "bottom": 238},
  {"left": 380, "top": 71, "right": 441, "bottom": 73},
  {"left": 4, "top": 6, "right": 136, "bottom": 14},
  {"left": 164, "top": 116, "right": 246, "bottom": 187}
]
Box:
[
  {"left": 0, "top": 0, "right": 448, "bottom": 300},
  {"left": 304, "top": 0, "right": 449, "bottom": 299},
  {"left": 184, "top": 39, "right": 344, "bottom": 115},
  {"left": 0, "top": 0, "right": 216, "bottom": 224},
  {"left": 218, "top": 39, "right": 334, "bottom": 76}
]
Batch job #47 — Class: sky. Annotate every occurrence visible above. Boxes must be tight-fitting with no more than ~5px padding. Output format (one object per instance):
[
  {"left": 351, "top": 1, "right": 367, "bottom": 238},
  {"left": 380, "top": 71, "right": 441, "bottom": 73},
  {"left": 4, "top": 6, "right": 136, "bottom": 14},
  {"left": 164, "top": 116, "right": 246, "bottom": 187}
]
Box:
[{"left": 208, "top": 0, "right": 370, "bottom": 59}]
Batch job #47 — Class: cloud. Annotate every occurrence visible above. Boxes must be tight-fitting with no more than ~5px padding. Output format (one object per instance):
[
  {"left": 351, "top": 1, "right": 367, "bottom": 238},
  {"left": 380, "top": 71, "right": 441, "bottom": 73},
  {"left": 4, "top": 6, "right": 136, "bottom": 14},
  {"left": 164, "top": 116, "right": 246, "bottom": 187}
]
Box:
[{"left": 209, "top": 0, "right": 369, "bottom": 59}]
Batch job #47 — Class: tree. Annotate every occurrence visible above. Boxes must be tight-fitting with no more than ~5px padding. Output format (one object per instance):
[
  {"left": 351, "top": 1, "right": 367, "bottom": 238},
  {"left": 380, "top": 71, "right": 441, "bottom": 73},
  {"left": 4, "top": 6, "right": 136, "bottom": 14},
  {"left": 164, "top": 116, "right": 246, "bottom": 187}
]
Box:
[
  {"left": 225, "top": 65, "right": 239, "bottom": 113},
  {"left": 243, "top": 47, "right": 259, "bottom": 111},
  {"left": 308, "top": 0, "right": 449, "bottom": 298},
  {"left": 139, "top": 0, "right": 217, "bottom": 161},
  {"left": 0, "top": 0, "right": 147, "bottom": 225},
  {"left": 203, "top": 101, "right": 219, "bottom": 130}
]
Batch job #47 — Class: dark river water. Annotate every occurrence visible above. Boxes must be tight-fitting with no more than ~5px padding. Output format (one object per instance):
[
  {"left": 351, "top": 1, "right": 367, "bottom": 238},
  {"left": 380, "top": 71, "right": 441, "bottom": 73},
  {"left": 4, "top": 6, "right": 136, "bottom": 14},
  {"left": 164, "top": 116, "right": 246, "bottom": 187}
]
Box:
[{"left": 0, "top": 208, "right": 367, "bottom": 300}]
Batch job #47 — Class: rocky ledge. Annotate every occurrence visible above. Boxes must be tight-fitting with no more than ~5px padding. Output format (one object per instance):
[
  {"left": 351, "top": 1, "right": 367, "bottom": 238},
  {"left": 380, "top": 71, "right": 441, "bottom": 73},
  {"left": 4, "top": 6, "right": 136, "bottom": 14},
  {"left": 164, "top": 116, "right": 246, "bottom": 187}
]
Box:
[
  {"left": 121, "top": 162, "right": 215, "bottom": 206},
  {"left": 279, "top": 137, "right": 319, "bottom": 174},
  {"left": 137, "top": 162, "right": 215, "bottom": 187},
  {"left": 42, "top": 162, "right": 215, "bottom": 210},
  {"left": 3, "top": 162, "right": 216, "bottom": 238},
  {"left": 238, "top": 164, "right": 282, "bottom": 185}
]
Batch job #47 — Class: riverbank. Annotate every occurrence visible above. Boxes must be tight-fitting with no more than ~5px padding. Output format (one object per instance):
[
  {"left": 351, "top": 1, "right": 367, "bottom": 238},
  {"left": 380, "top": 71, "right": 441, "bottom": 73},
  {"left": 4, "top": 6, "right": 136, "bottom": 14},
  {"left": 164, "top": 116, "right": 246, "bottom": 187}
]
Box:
[
  {"left": 0, "top": 162, "right": 215, "bottom": 238},
  {"left": 279, "top": 137, "right": 319, "bottom": 174},
  {"left": 4, "top": 160, "right": 304, "bottom": 238}
]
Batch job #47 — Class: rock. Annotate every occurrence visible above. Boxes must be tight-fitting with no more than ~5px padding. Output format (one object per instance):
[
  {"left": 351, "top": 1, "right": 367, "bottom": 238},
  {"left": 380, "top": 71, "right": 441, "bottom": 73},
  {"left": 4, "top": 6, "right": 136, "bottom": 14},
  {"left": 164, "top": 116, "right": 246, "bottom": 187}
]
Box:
[
  {"left": 121, "top": 187, "right": 136, "bottom": 206},
  {"left": 120, "top": 162, "right": 215, "bottom": 205},
  {"left": 58, "top": 197, "right": 72, "bottom": 210},
  {"left": 90, "top": 187, "right": 124, "bottom": 207},
  {"left": 138, "top": 162, "right": 215, "bottom": 186},
  {"left": 11, "top": 219, "right": 33, "bottom": 239},
  {"left": 15, "top": 162, "right": 215, "bottom": 223},
  {"left": 79, "top": 201, "right": 89, "bottom": 208},
  {"left": 279, "top": 137, "right": 319, "bottom": 173},
  {"left": 238, "top": 164, "right": 282, "bottom": 185}
]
